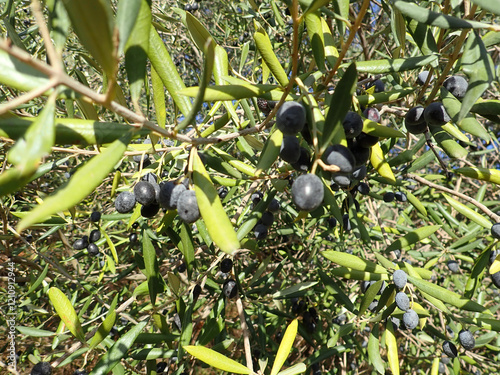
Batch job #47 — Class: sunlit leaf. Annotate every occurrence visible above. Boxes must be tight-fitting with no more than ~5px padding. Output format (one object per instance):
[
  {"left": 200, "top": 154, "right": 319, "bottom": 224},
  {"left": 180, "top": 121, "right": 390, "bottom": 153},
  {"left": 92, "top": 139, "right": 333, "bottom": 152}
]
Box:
[
  {"left": 48, "top": 287, "right": 85, "bottom": 342},
  {"left": 271, "top": 319, "right": 298, "bottom": 375},
  {"left": 184, "top": 346, "right": 251, "bottom": 374},
  {"left": 191, "top": 148, "right": 240, "bottom": 254}
]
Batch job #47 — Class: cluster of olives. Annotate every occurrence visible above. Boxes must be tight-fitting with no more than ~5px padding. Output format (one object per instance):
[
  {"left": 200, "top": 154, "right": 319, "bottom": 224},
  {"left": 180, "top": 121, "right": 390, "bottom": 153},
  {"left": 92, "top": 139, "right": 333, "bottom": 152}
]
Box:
[
  {"left": 72, "top": 211, "right": 101, "bottom": 256},
  {"left": 252, "top": 192, "right": 280, "bottom": 240},
  {"left": 291, "top": 298, "right": 319, "bottom": 334},
  {"left": 405, "top": 74, "right": 469, "bottom": 134},
  {"left": 390, "top": 270, "right": 419, "bottom": 330},
  {"left": 114, "top": 171, "right": 200, "bottom": 224}
]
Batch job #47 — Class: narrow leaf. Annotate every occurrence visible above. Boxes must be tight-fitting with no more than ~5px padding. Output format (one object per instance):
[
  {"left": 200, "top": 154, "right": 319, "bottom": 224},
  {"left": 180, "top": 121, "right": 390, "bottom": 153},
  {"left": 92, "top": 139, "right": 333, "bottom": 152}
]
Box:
[
  {"left": 90, "top": 321, "right": 147, "bottom": 375},
  {"left": 0, "top": 117, "right": 149, "bottom": 146},
  {"left": 442, "top": 194, "right": 492, "bottom": 228},
  {"left": 180, "top": 83, "right": 276, "bottom": 101},
  {"left": 276, "top": 363, "right": 307, "bottom": 375},
  {"left": 255, "top": 127, "right": 283, "bottom": 175},
  {"left": 48, "top": 287, "right": 85, "bottom": 342},
  {"left": 16, "top": 326, "right": 55, "bottom": 337},
  {"left": 116, "top": 0, "right": 142, "bottom": 54},
  {"left": 386, "top": 225, "right": 441, "bottom": 252},
  {"left": 362, "top": 119, "right": 404, "bottom": 138},
  {"left": 455, "top": 167, "right": 500, "bottom": 185},
  {"left": 271, "top": 319, "right": 298, "bottom": 375},
  {"left": 407, "top": 275, "right": 491, "bottom": 313},
  {"left": 184, "top": 346, "right": 251, "bottom": 374},
  {"left": 17, "top": 132, "right": 132, "bottom": 232},
  {"left": 385, "top": 320, "right": 399, "bottom": 375},
  {"left": 353, "top": 55, "right": 438, "bottom": 74},
  {"left": 470, "top": 1, "right": 500, "bottom": 18},
  {"left": 143, "top": 230, "right": 161, "bottom": 305},
  {"left": 321, "top": 63, "right": 356, "bottom": 151},
  {"left": 89, "top": 309, "right": 117, "bottom": 349},
  {"left": 368, "top": 325, "right": 385, "bottom": 374},
  {"left": 148, "top": 28, "right": 192, "bottom": 116},
  {"left": 61, "top": 0, "right": 116, "bottom": 76},
  {"left": 459, "top": 31, "right": 495, "bottom": 122},
  {"left": 254, "top": 22, "right": 288, "bottom": 86},
  {"left": 359, "top": 280, "right": 383, "bottom": 317},
  {"left": 8, "top": 93, "right": 56, "bottom": 176},
  {"left": 370, "top": 142, "right": 396, "bottom": 184},
  {"left": 394, "top": 1, "right": 495, "bottom": 29},
  {"left": 322, "top": 251, "right": 388, "bottom": 274},
  {"left": 191, "top": 148, "right": 240, "bottom": 254},
  {"left": 272, "top": 282, "right": 319, "bottom": 299}
]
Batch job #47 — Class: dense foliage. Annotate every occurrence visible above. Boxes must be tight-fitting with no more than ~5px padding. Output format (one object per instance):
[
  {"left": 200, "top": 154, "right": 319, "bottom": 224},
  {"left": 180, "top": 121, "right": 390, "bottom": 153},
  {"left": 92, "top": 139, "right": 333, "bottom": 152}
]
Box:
[{"left": 1, "top": 0, "right": 500, "bottom": 374}]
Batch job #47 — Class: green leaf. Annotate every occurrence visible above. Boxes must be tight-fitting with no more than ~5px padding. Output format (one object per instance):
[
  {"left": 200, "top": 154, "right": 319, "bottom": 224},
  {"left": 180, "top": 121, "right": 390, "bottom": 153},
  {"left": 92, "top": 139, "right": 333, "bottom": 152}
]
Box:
[
  {"left": 276, "top": 363, "right": 307, "bottom": 375},
  {"left": 359, "top": 280, "right": 383, "bottom": 317},
  {"left": 180, "top": 83, "right": 276, "bottom": 101},
  {"left": 272, "top": 282, "right": 319, "bottom": 299},
  {"left": 176, "top": 37, "right": 215, "bottom": 132},
  {"left": 321, "top": 17, "right": 339, "bottom": 68},
  {"left": 180, "top": 222, "right": 195, "bottom": 276},
  {"left": 429, "top": 125, "right": 468, "bottom": 159},
  {"left": 255, "top": 127, "right": 283, "bottom": 175},
  {"left": 8, "top": 93, "right": 56, "bottom": 176},
  {"left": 370, "top": 142, "right": 396, "bottom": 184},
  {"left": 368, "top": 324, "right": 385, "bottom": 374},
  {"left": 17, "top": 131, "right": 132, "bottom": 232},
  {"left": 0, "top": 116, "right": 149, "bottom": 146},
  {"left": 442, "top": 194, "right": 492, "bottom": 229},
  {"left": 322, "top": 251, "right": 388, "bottom": 274},
  {"left": 329, "top": 267, "right": 390, "bottom": 281},
  {"left": 48, "top": 287, "right": 85, "bottom": 342},
  {"left": 61, "top": 0, "right": 116, "bottom": 76},
  {"left": 143, "top": 230, "right": 162, "bottom": 305},
  {"left": 321, "top": 63, "right": 356, "bottom": 151},
  {"left": 459, "top": 31, "right": 496, "bottom": 123},
  {"left": 16, "top": 326, "right": 55, "bottom": 337},
  {"left": 385, "top": 320, "right": 399, "bottom": 375},
  {"left": 27, "top": 264, "right": 49, "bottom": 294},
  {"left": 440, "top": 87, "right": 490, "bottom": 141},
  {"left": 406, "top": 19, "right": 439, "bottom": 57},
  {"left": 305, "top": 12, "right": 326, "bottom": 72},
  {"left": 116, "top": 0, "right": 142, "bottom": 54},
  {"left": 394, "top": 1, "right": 495, "bottom": 29},
  {"left": 353, "top": 55, "right": 438, "bottom": 74},
  {"left": 470, "top": 0, "right": 500, "bottom": 15},
  {"left": 151, "top": 66, "right": 166, "bottom": 128},
  {"left": 454, "top": 167, "right": 500, "bottom": 185},
  {"left": 191, "top": 148, "right": 240, "bottom": 254},
  {"left": 254, "top": 21, "right": 289, "bottom": 86},
  {"left": 89, "top": 309, "right": 117, "bottom": 349},
  {"left": 271, "top": 319, "right": 298, "bottom": 375},
  {"left": 358, "top": 88, "right": 416, "bottom": 107},
  {"left": 386, "top": 225, "right": 441, "bottom": 252},
  {"left": 184, "top": 346, "right": 251, "bottom": 374},
  {"left": 362, "top": 119, "right": 405, "bottom": 138},
  {"left": 407, "top": 275, "right": 491, "bottom": 314},
  {"left": 90, "top": 321, "right": 147, "bottom": 375},
  {"left": 124, "top": 0, "right": 151, "bottom": 107},
  {"left": 148, "top": 28, "right": 192, "bottom": 117},
  {"left": 403, "top": 190, "right": 425, "bottom": 216}
]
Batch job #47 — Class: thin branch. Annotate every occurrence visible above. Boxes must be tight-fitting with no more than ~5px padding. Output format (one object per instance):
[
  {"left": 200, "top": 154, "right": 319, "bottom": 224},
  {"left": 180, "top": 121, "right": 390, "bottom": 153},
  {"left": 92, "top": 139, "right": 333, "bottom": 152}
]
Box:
[
  {"left": 0, "top": 78, "right": 57, "bottom": 115},
  {"left": 407, "top": 173, "right": 500, "bottom": 223},
  {"left": 31, "top": 0, "right": 61, "bottom": 70},
  {"left": 236, "top": 297, "right": 253, "bottom": 373}
]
